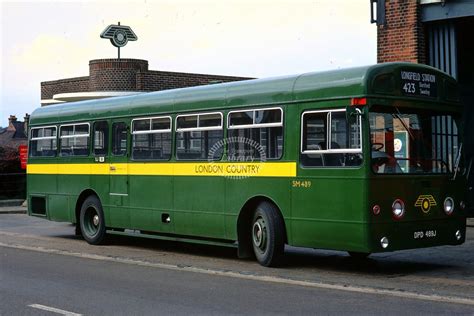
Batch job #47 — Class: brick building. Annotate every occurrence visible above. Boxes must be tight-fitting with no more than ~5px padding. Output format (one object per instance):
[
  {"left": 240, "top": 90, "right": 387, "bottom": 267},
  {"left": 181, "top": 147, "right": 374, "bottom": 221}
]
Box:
[
  {"left": 372, "top": 0, "right": 474, "bottom": 214},
  {"left": 41, "top": 58, "right": 252, "bottom": 105}
]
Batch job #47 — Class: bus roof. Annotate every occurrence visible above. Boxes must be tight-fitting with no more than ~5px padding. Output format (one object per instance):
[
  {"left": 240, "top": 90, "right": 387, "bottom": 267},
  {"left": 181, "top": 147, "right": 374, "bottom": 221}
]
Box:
[{"left": 29, "top": 62, "right": 459, "bottom": 126}]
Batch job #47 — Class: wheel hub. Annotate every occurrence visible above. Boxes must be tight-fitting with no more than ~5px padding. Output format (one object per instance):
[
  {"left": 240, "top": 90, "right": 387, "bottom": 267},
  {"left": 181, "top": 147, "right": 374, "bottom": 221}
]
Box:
[
  {"left": 252, "top": 218, "right": 267, "bottom": 251},
  {"left": 92, "top": 214, "right": 100, "bottom": 226}
]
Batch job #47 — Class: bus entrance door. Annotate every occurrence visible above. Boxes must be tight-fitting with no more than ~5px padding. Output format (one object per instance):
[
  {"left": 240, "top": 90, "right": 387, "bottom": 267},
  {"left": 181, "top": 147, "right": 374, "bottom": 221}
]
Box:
[{"left": 108, "top": 121, "right": 130, "bottom": 228}]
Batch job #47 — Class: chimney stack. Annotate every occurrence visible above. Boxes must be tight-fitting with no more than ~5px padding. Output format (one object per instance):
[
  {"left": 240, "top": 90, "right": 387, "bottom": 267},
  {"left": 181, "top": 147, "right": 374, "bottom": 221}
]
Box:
[
  {"left": 24, "top": 113, "right": 30, "bottom": 132},
  {"left": 7, "top": 115, "right": 17, "bottom": 131}
]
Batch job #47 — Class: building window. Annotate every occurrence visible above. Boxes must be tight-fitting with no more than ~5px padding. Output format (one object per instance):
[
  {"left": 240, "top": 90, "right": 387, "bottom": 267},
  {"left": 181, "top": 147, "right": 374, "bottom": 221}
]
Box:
[
  {"left": 132, "top": 116, "right": 172, "bottom": 160},
  {"left": 29, "top": 126, "right": 57, "bottom": 157}
]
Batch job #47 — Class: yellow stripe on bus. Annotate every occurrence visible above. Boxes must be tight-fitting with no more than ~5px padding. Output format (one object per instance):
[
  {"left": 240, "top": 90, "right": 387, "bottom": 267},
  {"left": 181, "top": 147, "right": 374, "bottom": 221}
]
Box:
[
  {"left": 27, "top": 162, "right": 297, "bottom": 178},
  {"left": 27, "top": 163, "right": 110, "bottom": 175}
]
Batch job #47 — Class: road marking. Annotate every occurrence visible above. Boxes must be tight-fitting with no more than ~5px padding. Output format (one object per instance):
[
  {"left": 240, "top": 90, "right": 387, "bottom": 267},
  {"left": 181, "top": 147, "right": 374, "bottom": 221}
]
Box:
[
  {"left": 2, "top": 242, "right": 473, "bottom": 306},
  {"left": 28, "top": 304, "right": 82, "bottom": 316}
]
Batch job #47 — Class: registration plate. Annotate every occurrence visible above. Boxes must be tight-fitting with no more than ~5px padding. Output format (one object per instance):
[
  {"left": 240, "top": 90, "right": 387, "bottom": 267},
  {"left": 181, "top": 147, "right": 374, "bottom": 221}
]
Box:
[{"left": 414, "top": 230, "right": 437, "bottom": 239}]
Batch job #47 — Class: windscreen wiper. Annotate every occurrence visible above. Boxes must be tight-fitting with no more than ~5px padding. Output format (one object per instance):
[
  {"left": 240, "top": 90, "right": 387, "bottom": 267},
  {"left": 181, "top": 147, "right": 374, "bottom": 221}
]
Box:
[
  {"left": 452, "top": 143, "right": 463, "bottom": 180},
  {"left": 392, "top": 107, "right": 415, "bottom": 140}
]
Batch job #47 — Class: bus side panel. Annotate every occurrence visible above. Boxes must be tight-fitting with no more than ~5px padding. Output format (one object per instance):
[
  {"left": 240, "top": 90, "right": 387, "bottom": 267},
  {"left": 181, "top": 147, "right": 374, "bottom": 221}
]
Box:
[
  {"left": 224, "top": 177, "right": 292, "bottom": 241},
  {"left": 290, "top": 177, "right": 370, "bottom": 252},
  {"left": 28, "top": 172, "right": 58, "bottom": 218},
  {"left": 173, "top": 175, "right": 226, "bottom": 239},
  {"left": 47, "top": 194, "right": 71, "bottom": 222},
  {"left": 128, "top": 174, "right": 174, "bottom": 233},
  {"left": 28, "top": 174, "right": 58, "bottom": 195},
  {"left": 57, "top": 174, "right": 92, "bottom": 221}
]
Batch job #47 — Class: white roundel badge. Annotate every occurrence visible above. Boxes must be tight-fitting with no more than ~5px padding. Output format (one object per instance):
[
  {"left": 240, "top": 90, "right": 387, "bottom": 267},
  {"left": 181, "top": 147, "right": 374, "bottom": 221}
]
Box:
[
  {"left": 100, "top": 24, "right": 138, "bottom": 48},
  {"left": 394, "top": 138, "right": 402, "bottom": 152}
]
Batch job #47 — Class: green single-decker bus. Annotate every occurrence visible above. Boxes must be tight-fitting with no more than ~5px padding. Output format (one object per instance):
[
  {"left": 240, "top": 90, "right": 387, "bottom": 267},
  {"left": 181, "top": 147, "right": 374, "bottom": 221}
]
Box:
[{"left": 27, "top": 62, "right": 467, "bottom": 266}]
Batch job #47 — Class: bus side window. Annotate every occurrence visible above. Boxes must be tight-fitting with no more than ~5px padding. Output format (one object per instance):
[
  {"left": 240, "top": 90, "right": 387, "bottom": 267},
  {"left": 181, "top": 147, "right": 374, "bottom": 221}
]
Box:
[
  {"left": 59, "top": 123, "right": 90, "bottom": 157},
  {"left": 227, "top": 107, "right": 283, "bottom": 160},
  {"left": 112, "top": 122, "right": 128, "bottom": 156},
  {"left": 176, "top": 112, "right": 223, "bottom": 161},
  {"left": 131, "top": 116, "right": 172, "bottom": 160},
  {"left": 301, "top": 112, "right": 327, "bottom": 166},
  {"left": 94, "top": 121, "right": 109, "bottom": 156},
  {"left": 301, "top": 109, "right": 362, "bottom": 167}
]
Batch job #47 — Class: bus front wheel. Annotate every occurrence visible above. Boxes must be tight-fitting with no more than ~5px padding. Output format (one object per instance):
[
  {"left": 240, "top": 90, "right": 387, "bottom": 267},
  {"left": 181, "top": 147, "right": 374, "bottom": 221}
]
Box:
[
  {"left": 251, "top": 202, "right": 285, "bottom": 267},
  {"left": 80, "top": 195, "right": 106, "bottom": 245}
]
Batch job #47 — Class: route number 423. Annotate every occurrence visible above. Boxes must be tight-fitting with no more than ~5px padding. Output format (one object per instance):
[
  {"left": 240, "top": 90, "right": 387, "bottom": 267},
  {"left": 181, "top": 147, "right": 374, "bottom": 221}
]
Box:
[{"left": 403, "top": 82, "right": 416, "bottom": 94}]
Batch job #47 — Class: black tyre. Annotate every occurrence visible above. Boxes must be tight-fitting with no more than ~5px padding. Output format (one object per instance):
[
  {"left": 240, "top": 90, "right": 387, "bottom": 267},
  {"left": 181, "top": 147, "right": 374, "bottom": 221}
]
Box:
[
  {"left": 251, "top": 202, "right": 285, "bottom": 267},
  {"left": 348, "top": 251, "right": 371, "bottom": 259},
  {"left": 80, "top": 195, "right": 106, "bottom": 245}
]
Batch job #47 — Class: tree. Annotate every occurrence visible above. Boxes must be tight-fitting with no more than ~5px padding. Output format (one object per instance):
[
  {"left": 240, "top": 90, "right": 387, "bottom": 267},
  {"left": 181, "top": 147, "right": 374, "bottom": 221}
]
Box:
[{"left": 0, "top": 146, "right": 22, "bottom": 173}]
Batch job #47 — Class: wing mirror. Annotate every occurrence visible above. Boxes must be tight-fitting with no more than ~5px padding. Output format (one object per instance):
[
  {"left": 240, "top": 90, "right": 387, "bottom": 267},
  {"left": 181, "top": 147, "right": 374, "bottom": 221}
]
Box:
[{"left": 346, "top": 106, "right": 363, "bottom": 122}]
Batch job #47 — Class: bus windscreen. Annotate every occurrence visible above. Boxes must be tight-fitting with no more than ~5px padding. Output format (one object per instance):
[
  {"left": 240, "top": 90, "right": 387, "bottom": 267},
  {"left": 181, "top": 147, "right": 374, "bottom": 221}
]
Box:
[{"left": 369, "top": 106, "right": 460, "bottom": 174}]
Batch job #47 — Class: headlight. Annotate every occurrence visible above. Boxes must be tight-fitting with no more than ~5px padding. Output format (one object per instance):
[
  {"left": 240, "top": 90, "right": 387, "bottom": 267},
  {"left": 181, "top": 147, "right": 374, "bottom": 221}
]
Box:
[
  {"left": 392, "top": 199, "right": 405, "bottom": 219},
  {"left": 444, "top": 197, "right": 454, "bottom": 215}
]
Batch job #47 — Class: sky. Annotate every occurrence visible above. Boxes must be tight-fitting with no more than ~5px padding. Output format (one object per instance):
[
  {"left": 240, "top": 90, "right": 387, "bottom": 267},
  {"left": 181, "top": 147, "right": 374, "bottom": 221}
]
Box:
[{"left": 0, "top": 0, "right": 376, "bottom": 127}]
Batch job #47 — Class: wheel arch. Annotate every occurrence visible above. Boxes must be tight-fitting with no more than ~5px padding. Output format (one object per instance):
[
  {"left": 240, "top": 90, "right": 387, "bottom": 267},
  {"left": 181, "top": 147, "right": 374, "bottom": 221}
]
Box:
[
  {"left": 75, "top": 189, "right": 100, "bottom": 225},
  {"left": 236, "top": 195, "right": 288, "bottom": 259}
]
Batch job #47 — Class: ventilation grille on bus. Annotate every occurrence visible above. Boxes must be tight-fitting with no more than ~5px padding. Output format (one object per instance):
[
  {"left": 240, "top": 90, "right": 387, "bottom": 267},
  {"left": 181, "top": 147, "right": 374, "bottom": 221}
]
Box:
[{"left": 31, "top": 196, "right": 46, "bottom": 215}]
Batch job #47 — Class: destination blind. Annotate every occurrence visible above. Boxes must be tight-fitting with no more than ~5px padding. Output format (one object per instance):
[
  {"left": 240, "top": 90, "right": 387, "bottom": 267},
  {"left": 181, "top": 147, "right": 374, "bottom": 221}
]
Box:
[{"left": 400, "top": 70, "right": 437, "bottom": 98}]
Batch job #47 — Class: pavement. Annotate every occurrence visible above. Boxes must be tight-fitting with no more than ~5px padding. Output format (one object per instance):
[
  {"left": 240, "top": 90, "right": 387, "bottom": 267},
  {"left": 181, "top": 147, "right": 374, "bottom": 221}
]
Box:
[{"left": 0, "top": 199, "right": 27, "bottom": 214}]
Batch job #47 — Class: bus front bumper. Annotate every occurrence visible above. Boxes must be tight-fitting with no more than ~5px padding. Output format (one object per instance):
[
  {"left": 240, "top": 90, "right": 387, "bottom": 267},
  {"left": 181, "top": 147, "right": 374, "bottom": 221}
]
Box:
[{"left": 368, "top": 217, "right": 466, "bottom": 253}]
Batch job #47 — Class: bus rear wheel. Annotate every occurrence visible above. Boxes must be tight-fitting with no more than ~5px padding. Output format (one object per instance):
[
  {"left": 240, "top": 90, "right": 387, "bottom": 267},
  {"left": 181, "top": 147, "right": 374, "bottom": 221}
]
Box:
[
  {"left": 80, "top": 195, "right": 106, "bottom": 245},
  {"left": 251, "top": 202, "right": 285, "bottom": 267}
]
